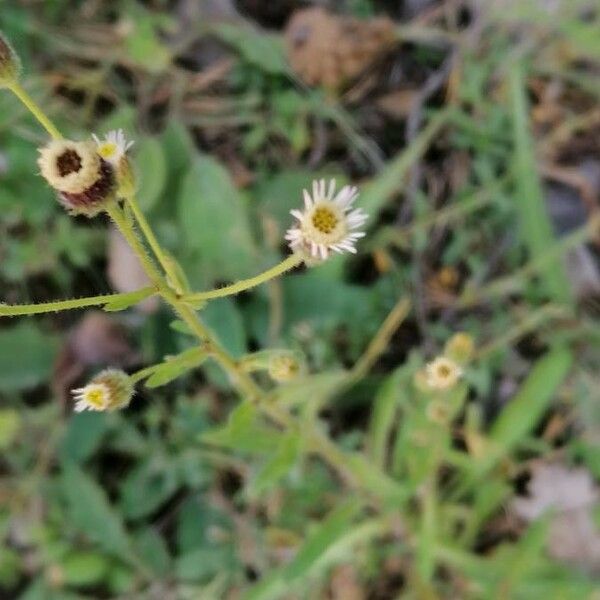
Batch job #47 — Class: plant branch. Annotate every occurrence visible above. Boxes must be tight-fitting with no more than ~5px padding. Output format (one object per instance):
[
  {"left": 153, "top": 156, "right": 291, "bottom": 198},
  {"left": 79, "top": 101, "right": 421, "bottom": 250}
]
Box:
[
  {"left": 0, "top": 287, "right": 155, "bottom": 317},
  {"left": 184, "top": 254, "right": 303, "bottom": 302}
]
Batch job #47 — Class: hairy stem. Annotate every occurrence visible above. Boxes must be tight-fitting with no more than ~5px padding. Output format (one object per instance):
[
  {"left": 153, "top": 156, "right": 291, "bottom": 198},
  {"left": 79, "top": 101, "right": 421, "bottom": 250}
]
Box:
[
  {"left": 184, "top": 254, "right": 303, "bottom": 302},
  {"left": 123, "top": 193, "right": 180, "bottom": 288},
  {"left": 0, "top": 287, "right": 155, "bottom": 317},
  {"left": 8, "top": 81, "right": 62, "bottom": 139}
]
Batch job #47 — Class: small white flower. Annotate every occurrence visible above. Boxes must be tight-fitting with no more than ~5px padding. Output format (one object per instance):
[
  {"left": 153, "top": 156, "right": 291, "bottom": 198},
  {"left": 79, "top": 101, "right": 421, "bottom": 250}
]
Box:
[
  {"left": 285, "top": 179, "right": 368, "bottom": 260},
  {"left": 92, "top": 129, "right": 134, "bottom": 165},
  {"left": 71, "top": 369, "right": 134, "bottom": 413},
  {"left": 425, "top": 356, "right": 463, "bottom": 391},
  {"left": 72, "top": 383, "right": 111, "bottom": 412}
]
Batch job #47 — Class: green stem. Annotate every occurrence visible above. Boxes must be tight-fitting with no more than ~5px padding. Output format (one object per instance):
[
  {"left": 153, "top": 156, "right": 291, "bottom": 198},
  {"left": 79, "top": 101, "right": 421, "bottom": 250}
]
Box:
[
  {"left": 106, "top": 202, "right": 262, "bottom": 400},
  {"left": 184, "top": 254, "right": 303, "bottom": 302},
  {"left": 124, "top": 193, "right": 178, "bottom": 286},
  {"left": 0, "top": 287, "right": 155, "bottom": 317},
  {"left": 8, "top": 81, "right": 62, "bottom": 139}
]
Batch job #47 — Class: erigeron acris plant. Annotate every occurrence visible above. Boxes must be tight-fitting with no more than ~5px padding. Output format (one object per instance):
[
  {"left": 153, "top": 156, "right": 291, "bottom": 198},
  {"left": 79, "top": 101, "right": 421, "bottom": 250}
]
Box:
[{"left": 0, "top": 31, "right": 394, "bottom": 497}]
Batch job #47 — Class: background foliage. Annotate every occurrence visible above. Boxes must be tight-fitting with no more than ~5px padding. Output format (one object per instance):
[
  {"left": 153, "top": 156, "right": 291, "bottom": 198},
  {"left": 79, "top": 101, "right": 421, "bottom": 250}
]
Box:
[{"left": 1, "top": 1, "right": 599, "bottom": 598}]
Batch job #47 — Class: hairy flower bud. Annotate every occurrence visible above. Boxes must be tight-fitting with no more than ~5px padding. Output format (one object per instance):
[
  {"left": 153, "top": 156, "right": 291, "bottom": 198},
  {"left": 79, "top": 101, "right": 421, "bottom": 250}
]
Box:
[
  {"left": 72, "top": 369, "right": 134, "bottom": 413},
  {"left": 444, "top": 332, "right": 475, "bottom": 365},
  {"left": 268, "top": 352, "right": 304, "bottom": 383},
  {"left": 0, "top": 32, "right": 21, "bottom": 87},
  {"left": 38, "top": 140, "right": 116, "bottom": 217}
]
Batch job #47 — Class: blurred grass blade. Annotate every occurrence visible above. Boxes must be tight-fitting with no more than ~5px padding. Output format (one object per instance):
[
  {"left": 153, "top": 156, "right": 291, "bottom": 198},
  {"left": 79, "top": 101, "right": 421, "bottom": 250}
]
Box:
[
  {"left": 489, "top": 346, "right": 573, "bottom": 452},
  {"left": 244, "top": 501, "right": 363, "bottom": 600},
  {"left": 509, "top": 64, "right": 572, "bottom": 305},
  {"left": 368, "top": 366, "right": 408, "bottom": 469},
  {"left": 360, "top": 109, "right": 450, "bottom": 218}
]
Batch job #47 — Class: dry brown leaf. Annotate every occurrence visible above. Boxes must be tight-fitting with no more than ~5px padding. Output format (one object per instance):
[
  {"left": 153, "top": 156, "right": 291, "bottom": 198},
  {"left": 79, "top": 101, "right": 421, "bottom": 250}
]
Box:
[
  {"left": 285, "top": 7, "right": 396, "bottom": 90},
  {"left": 512, "top": 462, "right": 600, "bottom": 573}
]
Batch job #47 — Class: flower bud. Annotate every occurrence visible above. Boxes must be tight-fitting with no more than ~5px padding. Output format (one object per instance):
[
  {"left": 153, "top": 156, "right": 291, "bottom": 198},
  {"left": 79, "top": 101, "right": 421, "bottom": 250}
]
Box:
[
  {"left": 268, "top": 352, "right": 304, "bottom": 383},
  {"left": 38, "top": 140, "right": 116, "bottom": 217},
  {"left": 72, "top": 369, "right": 134, "bottom": 413},
  {"left": 444, "top": 332, "right": 475, "bottom": 365},
  {"left": 0, "top": 32, "right": 21, "bottom": 87}
]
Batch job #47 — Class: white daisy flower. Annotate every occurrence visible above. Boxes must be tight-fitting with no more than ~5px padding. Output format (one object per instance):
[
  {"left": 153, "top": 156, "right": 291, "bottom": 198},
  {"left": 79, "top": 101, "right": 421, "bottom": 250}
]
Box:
[
  {"left": 72, "top": 369, "right": 134, "bottom": 413},
  {"left": 285, "top": 179, "right": 368, "bottom": 260},
  {"left": 72, "top": 382, "right": 111, "bottom": 413},
  {"left": 92, "top": 129, "right": 134, "bottom": 166},
  {"left": 425, "top": 356, "right": 463, "bottom": 392}
]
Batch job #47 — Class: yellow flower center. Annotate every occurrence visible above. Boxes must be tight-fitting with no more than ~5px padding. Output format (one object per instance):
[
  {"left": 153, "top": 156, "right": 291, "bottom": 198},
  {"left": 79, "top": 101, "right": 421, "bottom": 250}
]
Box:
[
  {"left": 437, "top": 364, "right": 452, "bottom": 379},
  {"left": 98, "top": 142, "right": 117, "bottom": 160},
  {"left": 84, "top": 386, "right": 108, "bottom": 409},
  {"left": 311, "top": 206, "right": 339, "bottom": 235}
]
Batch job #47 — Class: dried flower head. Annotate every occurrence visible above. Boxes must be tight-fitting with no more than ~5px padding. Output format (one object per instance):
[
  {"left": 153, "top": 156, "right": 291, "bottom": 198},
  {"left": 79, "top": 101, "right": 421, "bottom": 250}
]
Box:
[
  {"left": 425, "top": 356, "right": 463, "bottom": 392},
  {"left": 286, "top": 179, "right": 367, "bottom": 262},
  {"left": 268, "top": 352, "right": 304, "bottom": 383},
  {"left": 0, "top": 32, "right": 21, "bottom": 86},
  {"left": 72, "top": 369, "right": 134, "bottom": 413},
  {"left": 38, "top": 140, "right": 116, "bottom": 217}
]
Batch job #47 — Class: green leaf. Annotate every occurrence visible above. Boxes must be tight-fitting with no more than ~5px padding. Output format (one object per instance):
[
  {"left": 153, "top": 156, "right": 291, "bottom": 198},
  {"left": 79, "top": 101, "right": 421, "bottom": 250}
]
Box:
[
  {"left": 119, "top": 457, "right": 179, "bottom": 520},
  {"left": 61, "top": 463, "right": 133, "bottom": 562},
  {"left": 0, "top": 409, "right": 20, "bottom": 449},
  {"left": 175, "top": 546, "right": 236, "bottom": 583},
  {"left": 178, "top": 156, "right": 257, "bottom": 288},
  {"left": 102, "top": 287, "right": 155, "bottom": 312},
  {"left": 368, "top": 367, "right": 407, "bottom": 469},
  {"left": 489, "top": 347, "right": 573, "bottom": 453},
  {"left": 133, "top": 528, "right": 171, "bottom": 577},
  {"left": 59, "top": 412, "right": 111, "bottom": 464},
  {"left": 360, "top": 110, "right": 449, "bottom": 218},
  {"left": 61, "top": 552, "right": 110, "bottom": 587},
  {"left": 134, "top": 136, "right": 168, "bottom": 211},
  {"left": 247, "top": 433, "right": 302, "bottom": 498},
  {"left": 202, "top": 298, "right": 247, "bottom": 358},
  {"left": 202, "top": 402, "right": 282, "bottom": 454},
  {"left": 0, "top": 323, "right": 58, "bottom": 392},
  {"left": 212, "top": 23, "right": 288, "bottom": 74},
  {"left": 509, "top": 63, "right": 572, "bottom": 305},
  {"left": 244, "top": 502, "right": 362, "bottom": 600},
  {"left": 145, "top": 348, "right": 208, "bottom": 388},
  {"left": 274, "top": 372, "right": 348, "bottom": 409}
]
